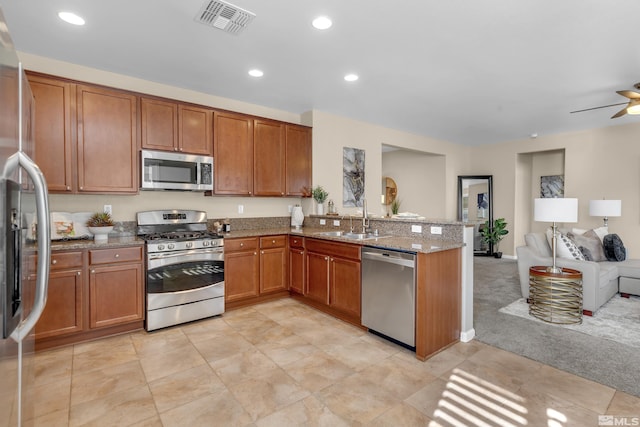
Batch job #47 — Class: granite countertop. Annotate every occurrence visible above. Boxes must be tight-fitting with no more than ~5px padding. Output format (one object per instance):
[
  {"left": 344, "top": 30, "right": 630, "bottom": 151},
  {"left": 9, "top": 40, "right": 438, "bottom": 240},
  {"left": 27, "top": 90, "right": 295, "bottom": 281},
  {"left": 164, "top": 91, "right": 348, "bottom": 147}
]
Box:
[
  {"left": 51, "top": 236, "right": 144, "bottom": 251},
  {"left": 221, "top": 227, "right": 463, "bottom": 254}
]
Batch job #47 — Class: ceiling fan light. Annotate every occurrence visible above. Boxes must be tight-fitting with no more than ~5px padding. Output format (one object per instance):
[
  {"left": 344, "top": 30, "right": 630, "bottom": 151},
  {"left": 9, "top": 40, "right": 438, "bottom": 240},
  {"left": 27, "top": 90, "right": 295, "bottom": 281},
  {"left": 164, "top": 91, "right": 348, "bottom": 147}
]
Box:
[{"left": 627, "top": 102, "right": 640, "bottom": 115}]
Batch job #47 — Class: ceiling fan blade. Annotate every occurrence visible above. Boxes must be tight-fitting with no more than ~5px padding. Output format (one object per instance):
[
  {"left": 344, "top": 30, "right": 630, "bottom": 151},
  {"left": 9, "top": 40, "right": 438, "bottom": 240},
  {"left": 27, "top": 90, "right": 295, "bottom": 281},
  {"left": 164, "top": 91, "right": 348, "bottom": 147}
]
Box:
[
  {"left": 570, "top": 102, "right": 627, "bottom": 114},
  {"left": 616, "top": 90, "right": 640, "bottom": 99},
  {"left": 611, "top": 105, "right": 629, "bottom": 119}
]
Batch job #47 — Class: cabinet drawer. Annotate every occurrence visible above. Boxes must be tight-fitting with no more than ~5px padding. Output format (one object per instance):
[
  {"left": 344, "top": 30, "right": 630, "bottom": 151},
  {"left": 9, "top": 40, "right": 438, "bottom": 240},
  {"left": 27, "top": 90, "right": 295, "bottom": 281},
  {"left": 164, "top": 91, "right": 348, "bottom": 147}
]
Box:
[
  {"left": 260, "top": 235, "right": 286, "bottom": 249},
  {"left": 89, "top": 246, "right": 143, "bottom": 265},
  {"left": 289, "top": 235, "right": 304, "bottom": 249},
  {"left": 225, "top": 237, "right": 259, "bottom": 252},
  {"left": 50, "top": 251, "right": 84, "bottom": 270},
  {"left": 305, "top": 238, "right": 361, "bottom": 261}
]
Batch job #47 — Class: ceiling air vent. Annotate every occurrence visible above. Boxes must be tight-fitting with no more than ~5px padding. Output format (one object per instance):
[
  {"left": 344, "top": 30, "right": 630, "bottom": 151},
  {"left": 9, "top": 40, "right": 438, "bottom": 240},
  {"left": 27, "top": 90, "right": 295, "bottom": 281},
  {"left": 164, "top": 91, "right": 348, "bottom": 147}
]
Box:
[{"left": 195, "top": 0, "right": 256, "bottom": 35}]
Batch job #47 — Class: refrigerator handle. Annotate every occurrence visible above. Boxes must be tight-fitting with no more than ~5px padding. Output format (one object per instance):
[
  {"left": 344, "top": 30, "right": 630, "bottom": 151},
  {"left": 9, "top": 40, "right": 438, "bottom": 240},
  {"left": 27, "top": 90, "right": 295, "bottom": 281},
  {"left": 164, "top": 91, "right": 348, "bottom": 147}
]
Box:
[{"left": 11, "top": 151, "right": 50, "bottom": 342}]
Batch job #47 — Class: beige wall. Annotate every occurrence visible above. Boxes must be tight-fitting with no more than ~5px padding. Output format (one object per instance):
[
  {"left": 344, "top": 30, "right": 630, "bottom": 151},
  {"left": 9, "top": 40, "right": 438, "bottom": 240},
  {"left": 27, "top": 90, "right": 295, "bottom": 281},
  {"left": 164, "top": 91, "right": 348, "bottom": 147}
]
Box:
[
  {"left": 308, "top": 110, "right": 468, "bottom": 219},
  {"left": 382, "top": 149, "right": 446, "bottom": 218},
  {"left": 468, "top": 122, "right": 640, "bottom": 257}
]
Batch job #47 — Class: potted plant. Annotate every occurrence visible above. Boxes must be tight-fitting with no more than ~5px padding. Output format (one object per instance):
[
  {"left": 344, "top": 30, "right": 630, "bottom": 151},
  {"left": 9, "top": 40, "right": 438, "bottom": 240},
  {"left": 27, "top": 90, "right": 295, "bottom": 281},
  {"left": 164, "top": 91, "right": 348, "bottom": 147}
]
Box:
[
  {"left": 86, "top": 212, "right": 115, "bottom": 242},
  {"left": 311, "top": 186, "right": 329, "bottom": 215},
  {"left": 391, "top": 198, "right": 401, "bottom": 215},
  {"left": 480, "top": 217, "right": 509, "bottom": 258}
]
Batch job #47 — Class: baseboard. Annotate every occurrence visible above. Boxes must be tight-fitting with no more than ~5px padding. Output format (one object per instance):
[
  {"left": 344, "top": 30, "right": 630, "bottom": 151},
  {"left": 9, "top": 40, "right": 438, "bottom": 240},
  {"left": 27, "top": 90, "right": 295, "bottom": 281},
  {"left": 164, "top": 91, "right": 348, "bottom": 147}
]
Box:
[
  {"left": 502, "top": 254, "right": 517, "bottom": 260},
  {"left": 460, "top": 328, "right": 475, "bottom": 342}
]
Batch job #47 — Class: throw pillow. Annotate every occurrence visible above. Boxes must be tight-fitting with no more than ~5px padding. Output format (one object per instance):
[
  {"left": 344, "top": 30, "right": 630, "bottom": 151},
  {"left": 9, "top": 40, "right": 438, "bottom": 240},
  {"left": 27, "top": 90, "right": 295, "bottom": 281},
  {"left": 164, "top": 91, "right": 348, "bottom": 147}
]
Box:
[
  {"left": 546, "top": 228, "right": 586, "bottom": 260},
  {"left": 593, "top": 226, "right": 609, "bottom": 243},
  {"left": 603, "top": 234, "right": 626, "bottom": 261},
  {"left": 567, "top": 230, "right": 607, "bottom": 262}
]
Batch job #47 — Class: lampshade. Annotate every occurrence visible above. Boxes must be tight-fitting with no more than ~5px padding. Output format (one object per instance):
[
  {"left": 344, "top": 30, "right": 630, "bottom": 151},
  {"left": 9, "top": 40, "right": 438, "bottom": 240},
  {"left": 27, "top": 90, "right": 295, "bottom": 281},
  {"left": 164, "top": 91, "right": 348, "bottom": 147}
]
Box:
[
  {"left": 589, "top": 199, "right": 622, "bottom": 217},
  {"left": 534, "top": 198, "right": 578, "bottom": 223}
]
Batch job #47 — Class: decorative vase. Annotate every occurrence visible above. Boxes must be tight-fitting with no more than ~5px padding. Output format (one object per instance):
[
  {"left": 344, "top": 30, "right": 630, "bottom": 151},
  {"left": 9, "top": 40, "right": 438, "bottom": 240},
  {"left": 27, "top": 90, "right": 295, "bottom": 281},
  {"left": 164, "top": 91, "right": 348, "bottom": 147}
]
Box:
[
  {"left": 316, "top": 202, "right": 324, "bottom": 215},
  {"left": 291, "top": 205, "right": 304, "bottom": 229},
  {"left": 88, "top": 226, "right": 113, "bottom": 242}
]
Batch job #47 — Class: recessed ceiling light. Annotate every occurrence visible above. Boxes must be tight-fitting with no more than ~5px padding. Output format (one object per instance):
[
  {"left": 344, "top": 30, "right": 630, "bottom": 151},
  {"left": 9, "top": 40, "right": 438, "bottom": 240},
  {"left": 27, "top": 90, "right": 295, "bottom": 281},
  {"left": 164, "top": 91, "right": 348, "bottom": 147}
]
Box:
[
  {"left": 312, "top": 16, "right": 332, "bottom": 30},
  {"left": 58, "top": 11, "right": 85, "bottom": 26},
  {"left": 344, "top": 74, "right": 359, "bottom": 82},
  {"left": 248, "top": 69, "right": 264, "bottom": 77}
]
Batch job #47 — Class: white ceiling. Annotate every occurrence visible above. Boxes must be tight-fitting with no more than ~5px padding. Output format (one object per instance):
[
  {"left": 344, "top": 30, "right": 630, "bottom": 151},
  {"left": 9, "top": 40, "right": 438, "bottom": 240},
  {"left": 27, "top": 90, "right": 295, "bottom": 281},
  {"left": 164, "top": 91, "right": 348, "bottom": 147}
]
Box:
[{"left": 3, "top": 0, "right": 640, "bottom": 146}]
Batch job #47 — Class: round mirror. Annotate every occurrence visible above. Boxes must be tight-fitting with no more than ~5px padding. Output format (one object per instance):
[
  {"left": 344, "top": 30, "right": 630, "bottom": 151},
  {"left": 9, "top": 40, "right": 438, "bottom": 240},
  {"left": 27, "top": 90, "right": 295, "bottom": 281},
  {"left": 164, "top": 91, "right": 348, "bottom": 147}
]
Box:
[{"left": 382, "top": 177, "right": 398, "bottom": 205}]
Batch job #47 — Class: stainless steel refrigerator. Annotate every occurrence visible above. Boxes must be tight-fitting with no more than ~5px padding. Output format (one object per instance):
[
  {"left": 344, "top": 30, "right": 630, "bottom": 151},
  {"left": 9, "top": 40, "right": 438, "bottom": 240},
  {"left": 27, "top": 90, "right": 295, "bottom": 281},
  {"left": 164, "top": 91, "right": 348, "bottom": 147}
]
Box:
[{"left": 0, "top": 7, "right": 51, "bottom": 426}]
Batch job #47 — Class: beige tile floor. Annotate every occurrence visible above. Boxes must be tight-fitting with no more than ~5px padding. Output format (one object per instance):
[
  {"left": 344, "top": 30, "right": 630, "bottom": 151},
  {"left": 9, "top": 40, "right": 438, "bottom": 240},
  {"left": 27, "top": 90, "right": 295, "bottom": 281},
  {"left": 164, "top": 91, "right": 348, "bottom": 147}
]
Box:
[{"left": 29, "top": 298, "right": 640, "bottom": 426}]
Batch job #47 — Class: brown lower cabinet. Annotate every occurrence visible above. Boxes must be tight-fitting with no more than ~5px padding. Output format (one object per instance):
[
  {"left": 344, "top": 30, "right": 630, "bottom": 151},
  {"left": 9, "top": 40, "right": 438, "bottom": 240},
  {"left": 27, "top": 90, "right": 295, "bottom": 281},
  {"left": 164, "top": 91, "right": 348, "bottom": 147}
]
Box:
[
  {"left": 288, "top": 236, "right": 305, "bottom": 294},
  {"left": 224, "top": 235, "right": 289, "bottom": 308},
  {"left": 302, "top": 238, "right": 361, "bottom": 325},
  {"left": 34, "top": 246, "right": 144, "bottom": 350}
]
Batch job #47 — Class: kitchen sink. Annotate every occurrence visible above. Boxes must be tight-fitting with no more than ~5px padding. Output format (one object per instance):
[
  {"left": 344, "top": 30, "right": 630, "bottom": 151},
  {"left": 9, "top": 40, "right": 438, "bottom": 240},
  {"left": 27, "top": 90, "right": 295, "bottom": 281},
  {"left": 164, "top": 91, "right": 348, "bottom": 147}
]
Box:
[{"left": 314, "top": 231, "right": 391, "bottom": 240}]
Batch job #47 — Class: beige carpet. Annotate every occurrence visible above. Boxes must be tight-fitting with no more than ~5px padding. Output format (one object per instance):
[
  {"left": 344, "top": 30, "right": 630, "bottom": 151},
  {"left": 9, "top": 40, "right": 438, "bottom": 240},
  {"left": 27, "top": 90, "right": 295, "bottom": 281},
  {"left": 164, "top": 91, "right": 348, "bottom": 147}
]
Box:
[{"left": 499, "top": 295, "right": 640, "bottom": 349}]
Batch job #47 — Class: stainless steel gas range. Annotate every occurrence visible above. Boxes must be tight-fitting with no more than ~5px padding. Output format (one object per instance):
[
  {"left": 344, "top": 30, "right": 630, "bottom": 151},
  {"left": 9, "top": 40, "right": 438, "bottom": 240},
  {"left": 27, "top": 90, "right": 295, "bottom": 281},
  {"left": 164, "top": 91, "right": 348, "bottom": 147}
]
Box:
[{"left": 137, "top": 210, "right": 224, "bottom": 331}]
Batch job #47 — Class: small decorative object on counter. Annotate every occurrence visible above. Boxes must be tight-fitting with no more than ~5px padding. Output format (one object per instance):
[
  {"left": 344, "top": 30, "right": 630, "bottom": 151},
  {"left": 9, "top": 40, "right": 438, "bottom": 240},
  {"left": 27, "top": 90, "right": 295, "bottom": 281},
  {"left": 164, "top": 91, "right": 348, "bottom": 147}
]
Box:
[
  {"left": 291, "top": 205, "right": 304, "bottom": 229},
  {"left": 391, "top": 198, "right": 401, "bottom": 215},
  {"left": 86, "top": 212, "right": 115, "bottom": 242},
  {"left": 223, "top": 218, "right": 231, "bottom": 232},
  {"left": 312, "top": 185, "right": 329, "bottom": 215},
  {"left": 328, "top": 200, "right": 335, "bottom": 214}
]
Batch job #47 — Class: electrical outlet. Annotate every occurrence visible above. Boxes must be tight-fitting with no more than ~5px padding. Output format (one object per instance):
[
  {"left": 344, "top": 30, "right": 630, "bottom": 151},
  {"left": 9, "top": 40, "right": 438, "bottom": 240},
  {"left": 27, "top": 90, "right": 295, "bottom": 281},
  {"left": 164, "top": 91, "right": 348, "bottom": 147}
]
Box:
[
  {"left": 411, "top": 225, "right": 422, "bottom": 233},
  {"left": 103, "top": 205, "right": 112, "bottom": 215},
  {"left": 238, "top": 205, "right": 244, "bottom": 214},
  {"left": 320, "top": 219, "right": 326, "bottom": 225},
  {"left": 333, "top": 220, "right": 340, "bottom": 226},
  {"left": 431, "top": 226, "right": 442, "bottom": 235}
]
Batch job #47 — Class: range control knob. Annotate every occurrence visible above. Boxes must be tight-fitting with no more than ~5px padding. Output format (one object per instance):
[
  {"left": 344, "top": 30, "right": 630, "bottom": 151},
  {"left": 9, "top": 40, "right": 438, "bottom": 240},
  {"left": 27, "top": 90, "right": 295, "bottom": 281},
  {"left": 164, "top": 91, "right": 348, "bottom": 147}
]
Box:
[
  {"left": 203, "top": 240, "right": 210, "bottom": 247},
  {"left": 168, "top": 243, "right": 175, "bottom": 250},
  {"left": 186, "top": 242, "right": 193, "bottom": 249},
  {"left": 157, "top": 244, "right": 165, "bottom": 251}
]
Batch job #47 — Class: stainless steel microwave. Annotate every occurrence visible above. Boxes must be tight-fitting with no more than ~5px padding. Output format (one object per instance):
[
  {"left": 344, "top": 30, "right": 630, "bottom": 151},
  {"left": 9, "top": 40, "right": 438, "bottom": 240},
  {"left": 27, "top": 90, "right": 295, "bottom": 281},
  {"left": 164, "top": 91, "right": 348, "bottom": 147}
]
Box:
[{"left": 140, "top": 150, "right": 213, "bottom": 191}]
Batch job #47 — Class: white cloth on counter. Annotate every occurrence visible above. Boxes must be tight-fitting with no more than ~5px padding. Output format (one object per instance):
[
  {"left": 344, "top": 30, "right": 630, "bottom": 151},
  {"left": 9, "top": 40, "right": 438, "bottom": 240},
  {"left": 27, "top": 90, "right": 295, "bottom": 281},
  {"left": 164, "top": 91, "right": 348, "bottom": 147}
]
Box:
[
  {"left": 50, "top": 212, "right": 93, "bottom": 240},
  {"left": 392, "top": 212, "right": 425, "bottom": 219}
]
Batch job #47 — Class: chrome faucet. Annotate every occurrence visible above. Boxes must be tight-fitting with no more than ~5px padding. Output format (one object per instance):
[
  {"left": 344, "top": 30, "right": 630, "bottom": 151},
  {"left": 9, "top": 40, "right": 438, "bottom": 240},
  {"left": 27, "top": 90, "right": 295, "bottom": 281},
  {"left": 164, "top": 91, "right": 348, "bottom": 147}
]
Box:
[{"left": 361, "top": 198, "right": 369, "bottom": 234}]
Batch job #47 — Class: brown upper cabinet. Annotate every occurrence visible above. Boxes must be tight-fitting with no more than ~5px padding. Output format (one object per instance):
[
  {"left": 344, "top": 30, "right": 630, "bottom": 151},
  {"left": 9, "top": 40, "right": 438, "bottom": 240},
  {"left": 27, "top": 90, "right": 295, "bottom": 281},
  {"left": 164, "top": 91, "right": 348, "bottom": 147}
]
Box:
[
  {"left": 28, "top": 73, "right": 138, "bottom": 194},
  {"left": 29, "top": 74, "right": 74, "bottom": 192},
  {"left": 254, "top": 119, "right": 286, "bottom": 196},
  {"left": 141, "top": 97, "right": 213, "bottom": 156},
  {"left": 213, "top": 111, "right": 254, "bottom": 195},
  {"left": 213, "top": 112, "right": 312, "bottom": 197},
  {"left": 76, "top": 84, "right": 138, "bottom": 193},
  {"left": 285, "top": 124, "right": 312, "bottom": 197}
]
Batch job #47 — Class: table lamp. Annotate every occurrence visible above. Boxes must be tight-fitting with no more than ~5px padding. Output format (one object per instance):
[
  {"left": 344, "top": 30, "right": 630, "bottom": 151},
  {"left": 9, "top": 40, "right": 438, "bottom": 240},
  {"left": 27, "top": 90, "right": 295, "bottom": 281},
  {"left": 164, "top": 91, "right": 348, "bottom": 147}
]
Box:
[
  {"left": 534, "top": 198, "right": 578, "bottom": 273},
  {"left": 589, "top": 199, "right": 621, "bottom": 227}
]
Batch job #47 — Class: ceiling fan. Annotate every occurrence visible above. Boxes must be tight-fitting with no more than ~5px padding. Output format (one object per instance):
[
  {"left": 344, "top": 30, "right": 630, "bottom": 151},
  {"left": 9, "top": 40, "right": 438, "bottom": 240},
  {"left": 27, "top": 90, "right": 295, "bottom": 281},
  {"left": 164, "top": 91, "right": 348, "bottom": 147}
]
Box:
[{"left": 570, "top": 83, "right": 640, "bottom": 119}]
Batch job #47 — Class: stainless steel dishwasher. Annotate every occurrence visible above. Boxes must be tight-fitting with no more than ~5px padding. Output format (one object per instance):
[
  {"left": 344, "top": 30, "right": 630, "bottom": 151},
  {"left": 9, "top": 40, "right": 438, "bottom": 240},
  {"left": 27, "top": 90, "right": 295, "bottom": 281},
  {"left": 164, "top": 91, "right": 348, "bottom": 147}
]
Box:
[{"left": 361, "top": 246, "right": 416, "bottom": 348}]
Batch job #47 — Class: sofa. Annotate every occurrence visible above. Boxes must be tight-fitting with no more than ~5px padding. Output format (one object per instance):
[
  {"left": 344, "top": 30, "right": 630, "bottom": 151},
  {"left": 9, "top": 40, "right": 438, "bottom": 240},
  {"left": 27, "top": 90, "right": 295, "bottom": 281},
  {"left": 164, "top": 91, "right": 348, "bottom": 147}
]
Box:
[{"left": 516, "top": 232, "right": 640, "bottom": 315}]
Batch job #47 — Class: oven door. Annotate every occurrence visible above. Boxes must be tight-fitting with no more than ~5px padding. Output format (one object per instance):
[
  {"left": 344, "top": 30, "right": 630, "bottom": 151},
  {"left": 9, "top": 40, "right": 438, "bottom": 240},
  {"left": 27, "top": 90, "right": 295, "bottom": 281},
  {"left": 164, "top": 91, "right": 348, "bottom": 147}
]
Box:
[{"left": 146, "top": 248, "right": 224, "bottom": 311}]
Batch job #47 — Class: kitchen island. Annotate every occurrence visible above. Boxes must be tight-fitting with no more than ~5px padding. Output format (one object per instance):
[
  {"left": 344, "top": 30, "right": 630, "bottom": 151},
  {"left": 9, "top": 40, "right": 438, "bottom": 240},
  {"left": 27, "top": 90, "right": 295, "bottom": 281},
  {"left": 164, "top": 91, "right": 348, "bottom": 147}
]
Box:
[{"left": 223, "top": 223, "right": 463, "bottom": 361}]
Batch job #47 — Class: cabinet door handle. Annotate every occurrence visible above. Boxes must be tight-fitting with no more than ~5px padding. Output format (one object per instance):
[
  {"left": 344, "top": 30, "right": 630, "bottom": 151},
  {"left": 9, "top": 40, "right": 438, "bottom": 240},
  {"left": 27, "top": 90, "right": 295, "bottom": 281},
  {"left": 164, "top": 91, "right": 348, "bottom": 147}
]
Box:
[
  {"left": 272, "top": 240, "right": 276, "bottom": 244},
  {"left": 254, "top": 252, "right": 257, "bottom": 255},
  {"left": 77, "top": 272, "right": 81, "bottom": 276},
  {"left": 324, "top": 257, "right": 329, "bottom": 261},
  {"left": 79, "top": 186, "right": 83, "bottom": 190},
  {"left": 51, "top": 259, "right": 57, "bottom": 265},
  {"left": 261, "top": 250, "right": 264, "bottom": 254},
  {"left": 115, "top": 254, "right": 120, "bottom": 258},
  {"left": 66, "top": 186, "right": 71, "bottom": 191},
  {"left": 91, "top": 269, "right": 95, "bottom": 274},
  {"left": 240, "top": 243, "right": 244, "bottom": 247}
]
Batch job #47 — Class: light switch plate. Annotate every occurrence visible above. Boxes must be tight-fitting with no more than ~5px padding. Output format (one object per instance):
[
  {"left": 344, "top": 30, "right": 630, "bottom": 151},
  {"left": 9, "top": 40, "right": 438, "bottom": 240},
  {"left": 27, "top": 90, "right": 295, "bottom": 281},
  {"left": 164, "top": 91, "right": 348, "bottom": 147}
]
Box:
[
  {"left": 431, "top": 226, "right": 442, "bottom": 235},
  {"left": 320, "top": 219, "right": 326, "bottom": 225},
  {"left": 103, "top": 205, "right": 112, "bottom": 215},
  {"left": 333, "top": 220, "right": 340, "bottom": 226},
  {"left": 411, "top": 225, "right": 422, "bottom": 233},
  {"left": 238, "top": 205, "right": 244, "bottom": 214}
]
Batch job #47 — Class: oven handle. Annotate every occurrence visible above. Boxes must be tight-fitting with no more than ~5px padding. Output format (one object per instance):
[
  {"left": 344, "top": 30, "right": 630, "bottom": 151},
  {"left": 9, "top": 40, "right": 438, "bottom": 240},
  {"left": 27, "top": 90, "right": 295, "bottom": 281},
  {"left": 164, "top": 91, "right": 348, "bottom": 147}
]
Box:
[{"left": 147, "top": 248, "right": 224, "bottom": 269}]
